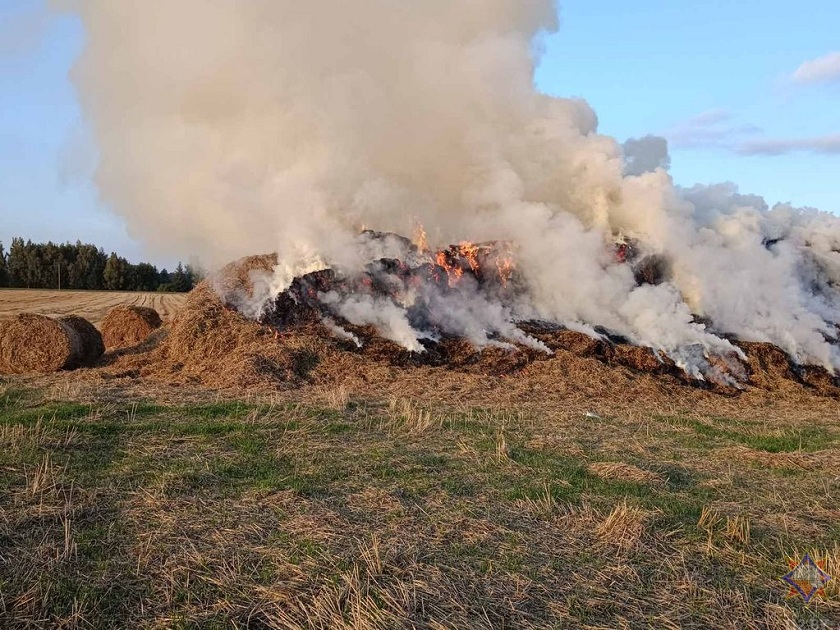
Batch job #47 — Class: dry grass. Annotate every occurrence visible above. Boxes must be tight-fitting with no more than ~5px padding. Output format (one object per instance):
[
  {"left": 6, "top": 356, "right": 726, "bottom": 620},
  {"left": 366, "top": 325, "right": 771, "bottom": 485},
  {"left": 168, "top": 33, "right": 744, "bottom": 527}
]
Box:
[
  {"left": 0, "top": 384, "right": 837, "bottom": 628},
  {"left": 595, "top": 500, "right": 651, "bottom": 550},
  {"left": 1, "top": 273, "right": 840, "bottom": 628},
  {"left": 323, "top": 384, "right": 350, "bottom": 411},
  {"left": 724, "top": 514, "right": 752, "bottom": 546},
  {"left": 0, "top": 418, "right": 77, "bottom": 454},
  {"left": 697, "top": 504, "right": 723, "bottom": 533},
  {"left": 382, "top": 397, "right": 445, "bottom": 435}
]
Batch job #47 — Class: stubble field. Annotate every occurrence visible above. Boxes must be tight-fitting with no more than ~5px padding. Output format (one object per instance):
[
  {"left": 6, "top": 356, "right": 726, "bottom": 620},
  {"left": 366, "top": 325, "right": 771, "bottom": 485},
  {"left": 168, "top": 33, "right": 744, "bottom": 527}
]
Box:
[{"left": 0, "top": 289, "right": 186, "bottom": 326}]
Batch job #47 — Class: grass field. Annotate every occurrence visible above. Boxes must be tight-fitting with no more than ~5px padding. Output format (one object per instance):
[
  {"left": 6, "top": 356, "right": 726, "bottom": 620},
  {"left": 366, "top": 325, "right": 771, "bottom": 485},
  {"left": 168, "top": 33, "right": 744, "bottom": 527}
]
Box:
[
  {"left": 1, "top": 287, "right": 839, "bottom": 627},
  {"left": 0, "top": 289, "right": 186, "bottom": 326},
  {"left": 1, "top": 378, "right": 838, "bottom": 629}
]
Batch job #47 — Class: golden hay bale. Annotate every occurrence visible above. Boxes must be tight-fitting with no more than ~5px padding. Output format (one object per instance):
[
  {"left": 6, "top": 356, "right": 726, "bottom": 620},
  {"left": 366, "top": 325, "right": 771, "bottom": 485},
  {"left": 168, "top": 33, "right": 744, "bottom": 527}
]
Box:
[
  {"left": 58, "top": 315, "right": 105, "bottom": 364},
  {"left": 149, "top": 280, "right": 372, "bottom": 390},
  {"left": 0, "top": 313, "right": 89, "bottom": 374},
  {"left": 796, "top": 365, "right": 839, "bottom": 396},
  {"left": 101, "top": 306, "right": 163, "bottom": 350},
  {"left": 522, "top": 327, "right": 607, "bottom": 358}
]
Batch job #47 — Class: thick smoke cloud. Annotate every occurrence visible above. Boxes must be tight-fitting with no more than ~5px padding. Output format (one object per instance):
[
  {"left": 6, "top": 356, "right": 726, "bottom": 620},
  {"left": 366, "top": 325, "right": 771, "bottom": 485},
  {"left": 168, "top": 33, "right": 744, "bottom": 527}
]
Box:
[
  {"left": 59, "top": 0, "right": 840, "bottom": 373},
  {"left": 622, "top": 135, "right": 671, "bottom": 176}
]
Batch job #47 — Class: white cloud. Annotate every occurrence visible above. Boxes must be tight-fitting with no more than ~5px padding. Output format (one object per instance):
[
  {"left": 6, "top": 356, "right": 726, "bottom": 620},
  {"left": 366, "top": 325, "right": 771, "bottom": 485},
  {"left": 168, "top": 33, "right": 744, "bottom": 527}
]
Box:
[
  {"left": 792, "top": 52, "right": 840, "bottom": 84},
  {"left": 663, "top": 110, "right": 762, "bottom": 150},
  {"left": 738, "top": 134, "right": 840, "bottom": 155},
  {"left": 665, "top": 109, "right": 840, "bottom": 157}
]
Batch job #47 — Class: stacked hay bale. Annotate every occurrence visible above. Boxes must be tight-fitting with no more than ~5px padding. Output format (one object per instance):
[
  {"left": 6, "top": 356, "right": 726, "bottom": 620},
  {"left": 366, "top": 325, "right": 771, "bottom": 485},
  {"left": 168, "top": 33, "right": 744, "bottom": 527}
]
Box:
[
  {"left": 101, "top": 306, "right": 163, "bottom": 350},
  {"left": 130, "top": 251, "right": 840, "bottom": 396},
  {"left": 735, "top": 341, "right": 840, "bottom": 395},
  {"left": 0, "top": 313, "right": 104, "bottom": 374},
  {"left": 610, "top": 344, "right": 676, "bottom": 375}
]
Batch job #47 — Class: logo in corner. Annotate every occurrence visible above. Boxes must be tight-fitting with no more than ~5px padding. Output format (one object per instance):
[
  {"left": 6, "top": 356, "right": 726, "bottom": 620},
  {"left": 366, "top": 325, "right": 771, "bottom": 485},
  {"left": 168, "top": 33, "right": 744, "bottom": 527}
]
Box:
[{"left": 782, "top": 553, "right": 831, "bottom": 603}]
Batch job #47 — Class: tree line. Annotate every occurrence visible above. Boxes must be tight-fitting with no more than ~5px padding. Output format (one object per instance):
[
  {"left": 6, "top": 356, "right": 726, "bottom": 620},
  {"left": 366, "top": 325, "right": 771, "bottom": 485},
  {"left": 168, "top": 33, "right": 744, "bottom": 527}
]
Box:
[{"left": 0, "top": 238, "right": 201, "bottom": 292}]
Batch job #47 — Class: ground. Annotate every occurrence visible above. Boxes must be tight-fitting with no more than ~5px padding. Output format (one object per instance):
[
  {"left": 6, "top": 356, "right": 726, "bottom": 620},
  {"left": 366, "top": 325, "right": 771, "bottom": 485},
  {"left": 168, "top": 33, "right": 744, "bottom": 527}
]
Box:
[
  {"left": 0, "top": 374, "right": 838, "bottom": 629},
  {"left": 0, "top": 289, "right": 186, "bottom": 326},
  {"left": 0, "top": 289, "right": 839, "bottom": 628}
]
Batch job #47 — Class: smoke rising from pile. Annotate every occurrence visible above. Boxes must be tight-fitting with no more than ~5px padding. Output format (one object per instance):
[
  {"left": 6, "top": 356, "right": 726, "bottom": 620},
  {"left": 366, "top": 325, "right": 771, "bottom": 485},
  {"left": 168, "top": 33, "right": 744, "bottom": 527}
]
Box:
[{"left": 60, "top": 0, "right": 840, "bottom": 372}]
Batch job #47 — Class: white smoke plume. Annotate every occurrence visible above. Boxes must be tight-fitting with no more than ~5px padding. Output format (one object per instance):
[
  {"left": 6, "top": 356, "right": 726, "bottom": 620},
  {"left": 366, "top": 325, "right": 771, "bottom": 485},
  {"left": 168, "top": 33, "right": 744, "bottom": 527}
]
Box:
[
  {"left": 320, "top": 317, "right": 362, "bottom": 348},
  {"left": 58, "top": 0, "right": 840, "bottom": 372},
  {"left": 320, "top": 291, "right": 426, "bottom": 353}
]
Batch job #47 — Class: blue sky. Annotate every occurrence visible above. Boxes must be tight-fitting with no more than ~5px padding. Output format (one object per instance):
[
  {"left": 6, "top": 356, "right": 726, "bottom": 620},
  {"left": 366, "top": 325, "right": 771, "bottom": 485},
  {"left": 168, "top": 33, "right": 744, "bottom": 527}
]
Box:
[
  {"left": 536, "top": 1, "right": 840, "bottom": 211},
  {"left": 1, "top": 0, "right": 838, "bottom": 267}
]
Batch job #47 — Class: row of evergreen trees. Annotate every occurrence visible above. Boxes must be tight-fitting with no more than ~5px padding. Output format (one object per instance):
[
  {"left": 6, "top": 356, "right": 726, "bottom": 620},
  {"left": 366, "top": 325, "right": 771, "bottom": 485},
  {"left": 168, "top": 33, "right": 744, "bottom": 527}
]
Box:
[{"left": 0, "top": 238, "right": 200, "bottom": 292}]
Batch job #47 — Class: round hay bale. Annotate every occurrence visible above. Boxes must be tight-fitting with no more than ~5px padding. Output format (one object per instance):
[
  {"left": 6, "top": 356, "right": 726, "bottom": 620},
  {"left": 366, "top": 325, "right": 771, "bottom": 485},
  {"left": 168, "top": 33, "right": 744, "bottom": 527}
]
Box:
[
  {"left": 0, "top": 313, "right": 84, "bottom": 374},
  {"left": 59, "top": 315, "right": 105, "bottom": 365},
  {"left": 101, "top": 306, "right": 163, "bottom": 350}
]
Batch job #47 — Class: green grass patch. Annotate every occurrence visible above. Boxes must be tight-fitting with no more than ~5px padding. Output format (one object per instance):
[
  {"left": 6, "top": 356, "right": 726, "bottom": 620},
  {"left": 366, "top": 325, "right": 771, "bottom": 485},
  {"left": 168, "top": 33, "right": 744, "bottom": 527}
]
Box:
[
  {"left": 655, "top": 414, "right": 835, "bottom": 452},
  {"left": 0, "top": 401, "right": 94, "bottom": 426},
  {"left": 0, "top": 386, "right": 33, "bottom": 409},
  {"left": 181, "top": 401, "right": 256, "bottom": 419}
]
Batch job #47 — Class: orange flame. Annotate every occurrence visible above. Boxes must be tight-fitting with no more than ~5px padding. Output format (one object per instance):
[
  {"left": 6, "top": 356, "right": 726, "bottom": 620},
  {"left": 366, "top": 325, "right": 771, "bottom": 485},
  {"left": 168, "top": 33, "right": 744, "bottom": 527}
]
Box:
[
  {"left": 456, "top": 241, "right": 481, "bottom": 273},
  {"left": 435, "top": 251, "right": 463, "bottom": 286},
  {"left": 496, "top": 255, "right": 514, "bottom": 288},
  {"left": 431, "top": 241, "right": 518, "bottom": 288},
  {"left": 413, "top": 223, "right": 430, "bottom": 253}
]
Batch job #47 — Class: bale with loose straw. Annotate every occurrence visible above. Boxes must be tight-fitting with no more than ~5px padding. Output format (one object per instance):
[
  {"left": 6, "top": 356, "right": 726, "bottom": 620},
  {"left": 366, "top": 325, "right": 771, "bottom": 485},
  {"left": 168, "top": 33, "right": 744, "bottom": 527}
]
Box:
[
  {"left": 101, "top": 306, "right": 163, "bottom": 350},
  {"left": 59, "top": 315, "right": 105, "bottom": 364},
  {"left": 0, "top": 313, "right": 97, "bottom": 374},
  {"left": 209, "top": 253, "right": 278, "bottom": 311}
]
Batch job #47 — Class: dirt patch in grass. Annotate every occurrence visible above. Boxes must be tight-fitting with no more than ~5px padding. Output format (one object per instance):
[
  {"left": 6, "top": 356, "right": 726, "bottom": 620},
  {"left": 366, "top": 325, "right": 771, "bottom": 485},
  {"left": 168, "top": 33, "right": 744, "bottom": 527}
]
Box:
[{"left": 588, "top": 461, "right": 665, "bottom": 485}]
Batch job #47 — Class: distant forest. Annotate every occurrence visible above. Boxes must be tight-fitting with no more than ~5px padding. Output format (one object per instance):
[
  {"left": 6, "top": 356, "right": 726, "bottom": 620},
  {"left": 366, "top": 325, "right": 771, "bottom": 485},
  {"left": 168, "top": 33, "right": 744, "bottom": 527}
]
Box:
[{"left": 0, "top": 238, "right": 201, "bottom": 292}]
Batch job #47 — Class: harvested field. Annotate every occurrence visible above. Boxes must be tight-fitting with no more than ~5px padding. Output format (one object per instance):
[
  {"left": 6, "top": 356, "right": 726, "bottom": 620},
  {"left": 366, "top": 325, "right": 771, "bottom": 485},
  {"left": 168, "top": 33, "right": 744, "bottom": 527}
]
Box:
[
  {"left": 1, "top": 276, "right": 838, "bottom": 628},
  {"left": 0, "top": 289, "right": 186, "bottom": 326}
]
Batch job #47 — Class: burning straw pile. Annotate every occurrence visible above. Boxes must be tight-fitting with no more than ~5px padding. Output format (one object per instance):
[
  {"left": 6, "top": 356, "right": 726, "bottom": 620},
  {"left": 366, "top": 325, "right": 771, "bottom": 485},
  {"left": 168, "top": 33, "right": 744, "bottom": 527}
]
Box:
[
  {"left": 0, "top": 313, "right": 104, "bottom": 374},
  {"left": 101, "top": 306, "right": 163, "bottom": 350},
  {"left": 142, "top": 237, "right": 529, "bottom": 389},
  {"left": 135, "top": 231, "right": 840, "bottom": 397}
]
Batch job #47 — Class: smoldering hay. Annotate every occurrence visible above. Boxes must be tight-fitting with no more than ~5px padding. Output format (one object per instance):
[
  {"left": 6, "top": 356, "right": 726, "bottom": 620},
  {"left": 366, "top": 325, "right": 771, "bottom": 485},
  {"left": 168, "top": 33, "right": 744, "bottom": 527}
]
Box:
[{"left": 59, "top": 0, "right": 840, "bottom": 378}]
